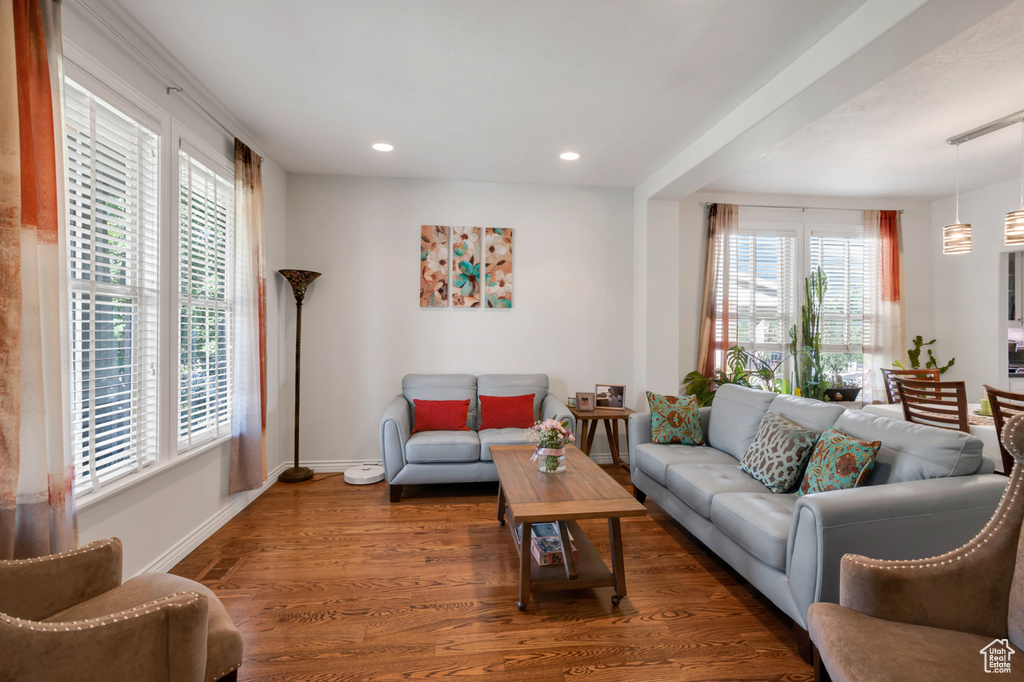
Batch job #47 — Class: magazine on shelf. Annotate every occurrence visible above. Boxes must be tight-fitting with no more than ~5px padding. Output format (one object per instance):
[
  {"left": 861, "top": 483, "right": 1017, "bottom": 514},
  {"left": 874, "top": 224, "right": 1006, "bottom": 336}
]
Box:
[{"left": 513, "top": 522, "right": 578, "bottom": 566}]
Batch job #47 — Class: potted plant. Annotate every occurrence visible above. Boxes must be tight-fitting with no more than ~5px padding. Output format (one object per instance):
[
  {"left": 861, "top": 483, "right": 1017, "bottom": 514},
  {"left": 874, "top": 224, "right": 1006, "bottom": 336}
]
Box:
[
  {"left": 824, "top": 355, "right": 862, "bottom": 402},
  {"left": 894, "top": 335, "right": 955, "bottom": 374},
  {"left": 791, "top": 268, "right": 828, "bottom": 401},
  {"left": 527, "top": 419, "right": 575, "bottom": 473}
]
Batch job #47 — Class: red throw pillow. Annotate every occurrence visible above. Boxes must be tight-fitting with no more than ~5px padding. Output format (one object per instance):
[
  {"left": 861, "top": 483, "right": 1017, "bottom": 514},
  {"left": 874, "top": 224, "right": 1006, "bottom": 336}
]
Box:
[
  {"left": 412, "top": 399, "right": 471, "bottom": 433},
  {"left": 479, "top": 394, "right": 535, "bottom": 430}
]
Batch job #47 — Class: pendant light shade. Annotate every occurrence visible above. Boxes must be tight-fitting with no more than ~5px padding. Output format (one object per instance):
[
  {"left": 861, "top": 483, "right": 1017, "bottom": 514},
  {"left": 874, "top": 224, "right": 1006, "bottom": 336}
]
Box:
[
  {"left": 1007, "top": 121, "right": 1024, "bottom": 245},
  {"left": 944, "top": 143, "right": 971, "bottom": 255}
]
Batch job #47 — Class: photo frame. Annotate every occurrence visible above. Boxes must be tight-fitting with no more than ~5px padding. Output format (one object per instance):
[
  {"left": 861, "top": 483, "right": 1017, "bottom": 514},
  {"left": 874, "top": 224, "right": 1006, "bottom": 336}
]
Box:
[
  {"left": 575, "top": 392, "right": 595, "bottom": 412},
  {"left": 567, "top": 396, "right": 577, "bottom": 408},
  {"left": 595, "top": 384, "right": 625, "bottom": 410}
]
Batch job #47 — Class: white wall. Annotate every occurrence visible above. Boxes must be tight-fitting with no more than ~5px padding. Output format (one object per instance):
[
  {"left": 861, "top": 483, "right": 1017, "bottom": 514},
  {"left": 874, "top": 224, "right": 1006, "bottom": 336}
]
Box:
[
  {"left": 931, "top": 178, "right": 1020, "bottom": 401},
  {"left": 645, "top": 191, "right": 935, "bottom": 391},
  {"left": 283, "top": 176, "right": 633, "bottom": 465},
  {"left": 65, "top": 3, "right": 288, "bottom": 576}
]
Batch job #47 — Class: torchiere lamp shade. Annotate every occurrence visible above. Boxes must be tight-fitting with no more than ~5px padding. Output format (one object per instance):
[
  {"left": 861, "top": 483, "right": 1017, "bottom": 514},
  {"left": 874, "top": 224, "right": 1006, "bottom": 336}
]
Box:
[{"left": 279, "top": 269, "right": 321, "bottom": 483}]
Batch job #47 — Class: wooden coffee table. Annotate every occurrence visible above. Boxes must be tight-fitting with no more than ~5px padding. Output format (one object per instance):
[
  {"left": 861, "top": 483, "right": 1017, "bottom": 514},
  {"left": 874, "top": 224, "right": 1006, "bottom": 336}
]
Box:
[{"left": 490, "top": 444, "right": 647, "bottom": 610}]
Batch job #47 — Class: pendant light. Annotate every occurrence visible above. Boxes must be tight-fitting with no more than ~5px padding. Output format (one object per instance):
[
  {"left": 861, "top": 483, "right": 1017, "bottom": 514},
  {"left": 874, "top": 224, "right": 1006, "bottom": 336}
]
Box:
[
  {"left": 943, "top": 143, "right": 972, "bottom": 254},
  {"left": 1006, "top": 120, "right": 1024, "bottom": 245}
]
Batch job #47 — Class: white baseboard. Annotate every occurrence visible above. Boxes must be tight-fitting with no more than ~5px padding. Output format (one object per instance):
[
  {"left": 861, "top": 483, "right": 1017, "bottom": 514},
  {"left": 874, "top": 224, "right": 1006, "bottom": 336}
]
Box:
[{"left": 139, "top": 461, "right": 287, "bottom": 576}]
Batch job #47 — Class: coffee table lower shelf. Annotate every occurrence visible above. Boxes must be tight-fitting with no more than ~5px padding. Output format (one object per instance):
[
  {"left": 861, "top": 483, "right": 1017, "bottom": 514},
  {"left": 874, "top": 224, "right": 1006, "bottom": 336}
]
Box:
[{"left": 506, "top": 517, "right": 622, "bottom": 610}]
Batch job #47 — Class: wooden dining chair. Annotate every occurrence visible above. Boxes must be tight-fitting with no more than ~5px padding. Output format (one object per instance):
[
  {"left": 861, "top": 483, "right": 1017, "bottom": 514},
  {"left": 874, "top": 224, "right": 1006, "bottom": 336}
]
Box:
[
  {"left": 984, "top": 384, "right": 1024, "bottom": 476},
  {"left": 895, "top": 377, "right": 970, "bottom": 433},
  {"left": 880, "top": 368, "right": 941, "bottom": 404}
]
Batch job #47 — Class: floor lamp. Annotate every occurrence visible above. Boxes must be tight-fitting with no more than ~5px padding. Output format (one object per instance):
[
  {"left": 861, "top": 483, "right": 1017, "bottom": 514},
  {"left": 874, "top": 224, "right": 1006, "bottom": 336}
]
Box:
[{"left": 279, "top": 269, "right": 321, "bottom": 483}]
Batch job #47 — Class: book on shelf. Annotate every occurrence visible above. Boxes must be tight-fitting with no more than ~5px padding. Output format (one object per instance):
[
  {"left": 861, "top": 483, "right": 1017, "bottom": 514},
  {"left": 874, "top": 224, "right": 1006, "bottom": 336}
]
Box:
[{"left": 513, "top": 522, "right": 578, "bottom": 566}]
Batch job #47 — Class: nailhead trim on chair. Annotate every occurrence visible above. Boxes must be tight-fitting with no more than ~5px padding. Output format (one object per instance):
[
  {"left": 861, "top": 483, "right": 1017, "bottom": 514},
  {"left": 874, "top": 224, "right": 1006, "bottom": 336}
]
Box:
[
  {"left": 0, "top": 538, "right": 115, "bottom": 567},
  {"left": 0, "top": 591, "right": 202, "bottom": 631},
  {"left": 846, "top": 462, "right": 1023, "bottom": 571},
  {"left": 207, "top": 665, "right": 240, "bottom": 682}
]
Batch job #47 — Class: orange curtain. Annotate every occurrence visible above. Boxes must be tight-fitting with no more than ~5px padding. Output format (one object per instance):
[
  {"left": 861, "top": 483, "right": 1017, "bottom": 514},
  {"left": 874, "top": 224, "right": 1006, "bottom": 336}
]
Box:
[
  {"left": 0, "top": 0, "right": 76, "bottom": 558},
  {"left": 880, "top": 210, "right": 901, "bottom": 302},
  {"left": 863, "top": 210, "right": 906, "bottom": 404},
  {"left": 229, "top": 139, "right": 268, "bottom": 493},
  {"left": 696, "top": 203, "right": 738, "bottom": 377}
]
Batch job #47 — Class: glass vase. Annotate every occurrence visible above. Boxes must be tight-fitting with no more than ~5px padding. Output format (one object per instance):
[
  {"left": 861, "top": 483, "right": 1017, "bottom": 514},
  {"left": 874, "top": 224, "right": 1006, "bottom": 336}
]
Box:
[{"left": 536, "top": 447, "right": 566, "bottom": 474}]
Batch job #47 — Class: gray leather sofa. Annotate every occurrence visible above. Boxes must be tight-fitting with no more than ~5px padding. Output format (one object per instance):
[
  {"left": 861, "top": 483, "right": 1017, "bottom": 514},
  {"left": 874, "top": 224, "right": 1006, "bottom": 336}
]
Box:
[
  {"left": 628, "top": 383, "right": 1008, "bottom": 630},
  {"left": 380, "top": 373, "right": 574, "bottom": 502}
]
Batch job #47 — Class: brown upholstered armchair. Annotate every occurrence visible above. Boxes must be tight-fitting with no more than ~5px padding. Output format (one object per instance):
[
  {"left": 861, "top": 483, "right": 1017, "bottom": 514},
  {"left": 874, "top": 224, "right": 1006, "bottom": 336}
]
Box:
[
  {"left": 808, "top": 446, "right": 1024, "bottom": 681},
  {"left": 0, "top": 537, "right": 242, "bottom": 681}
]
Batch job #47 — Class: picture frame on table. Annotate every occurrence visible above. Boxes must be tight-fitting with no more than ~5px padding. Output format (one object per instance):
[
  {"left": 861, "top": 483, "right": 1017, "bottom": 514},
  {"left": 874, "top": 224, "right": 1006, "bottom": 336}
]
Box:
[
  {"left": 595, "top": 384, "right": 625, "bottom": 409},
  {"left": 576, "top": 392, "right": 595, "bottom": 412},
  {"left": 567, "top": 396, "right": 578, "bottom": 408}
]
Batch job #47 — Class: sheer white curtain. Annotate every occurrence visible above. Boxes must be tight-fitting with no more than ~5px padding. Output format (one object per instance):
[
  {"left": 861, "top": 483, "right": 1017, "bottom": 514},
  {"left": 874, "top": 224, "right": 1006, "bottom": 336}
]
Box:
[{"left": 862, "top": 210, "right": 906, "bottom": 404}]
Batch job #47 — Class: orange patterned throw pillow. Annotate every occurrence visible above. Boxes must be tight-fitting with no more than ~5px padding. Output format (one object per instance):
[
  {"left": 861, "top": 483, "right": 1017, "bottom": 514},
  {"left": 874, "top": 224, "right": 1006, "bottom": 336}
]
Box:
[
  {"left": 797, "top": 427, "right": 880, "bottom": 496},
  {"left": 646, "top": 392, "right": 704, "bottom": 445}
]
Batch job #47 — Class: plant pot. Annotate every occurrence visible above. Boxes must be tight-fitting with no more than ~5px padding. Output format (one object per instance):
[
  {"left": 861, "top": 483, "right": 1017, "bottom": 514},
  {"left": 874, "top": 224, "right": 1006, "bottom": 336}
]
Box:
[
  {"left": 536, "top": 447, "right": 566, "bottom": 474},
  {"left": 827, "top": 387, "right": 861, "bottom": 402}
]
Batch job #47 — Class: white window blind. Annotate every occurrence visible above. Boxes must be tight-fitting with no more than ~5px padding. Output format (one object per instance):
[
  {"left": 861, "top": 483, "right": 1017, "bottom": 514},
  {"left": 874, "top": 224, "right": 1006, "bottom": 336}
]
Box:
[
  {"left": 178, "top": 149, "right": 234, "bottom": 448},
  {"left": 65, "top": 78, "right": 160, "bottom": 496},
  {"left": 726, "top": 231, "right": 797, "bottom": 351},
  {"left": 810, "top": 231, "right": 865, "bottom": 351}
]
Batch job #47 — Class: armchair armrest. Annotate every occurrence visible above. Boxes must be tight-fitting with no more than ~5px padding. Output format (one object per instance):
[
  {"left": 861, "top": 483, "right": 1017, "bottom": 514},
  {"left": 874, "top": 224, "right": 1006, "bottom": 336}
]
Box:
[
  {"left": 380, "top": 394, "right": 411, "bottom": 482},
  {"left": 786, "top": 474, "right": 1007, "bottom": 627},
  {"left": 1, "top": 591, "right": 209, "bottom": 681},
  {"left": 541, "top": 394, "right": 575, "bottom": 434},
  {"left": 0, "top": 537, "right": 122, "bottom": 620},
  {"left": 838, "top": 469, "right": 1024, "bottom": 639}
]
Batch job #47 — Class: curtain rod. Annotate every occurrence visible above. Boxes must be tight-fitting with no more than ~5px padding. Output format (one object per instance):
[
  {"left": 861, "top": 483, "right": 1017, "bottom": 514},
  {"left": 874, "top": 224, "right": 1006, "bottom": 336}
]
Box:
[
  {"left": 75, "top": 0, "right": 263, "bottom": 161},
  {"left": 704, "top": 202, "right": 903, "bottom": 214}
]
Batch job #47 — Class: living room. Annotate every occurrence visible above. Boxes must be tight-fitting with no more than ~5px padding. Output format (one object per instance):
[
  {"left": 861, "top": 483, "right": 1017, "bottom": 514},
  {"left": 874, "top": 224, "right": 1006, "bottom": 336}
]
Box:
[{"left": 4, "top": 0, "right": 1024, "bottom": 680}]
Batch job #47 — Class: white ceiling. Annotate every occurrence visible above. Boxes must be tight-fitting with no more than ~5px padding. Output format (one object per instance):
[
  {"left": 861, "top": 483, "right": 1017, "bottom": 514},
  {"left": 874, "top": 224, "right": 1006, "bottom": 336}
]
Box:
[
  {"left": 103, "top": 0, "right": 866, "bottom": 187},
  {"left": 703, "top": 0, "right": 1024, "bottom": 201}
]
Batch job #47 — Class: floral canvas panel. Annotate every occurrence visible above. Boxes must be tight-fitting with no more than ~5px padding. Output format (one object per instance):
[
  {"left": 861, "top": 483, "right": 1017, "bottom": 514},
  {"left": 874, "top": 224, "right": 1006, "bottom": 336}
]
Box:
[
  {"left": 451, "top": 227, "right": 481, "bottom": 307},
  {"left": 485, "top": 227, "right": 513, "bottom": 308},
  {"left": 420, "top": 225, "right": 449, "bottom": 307}
]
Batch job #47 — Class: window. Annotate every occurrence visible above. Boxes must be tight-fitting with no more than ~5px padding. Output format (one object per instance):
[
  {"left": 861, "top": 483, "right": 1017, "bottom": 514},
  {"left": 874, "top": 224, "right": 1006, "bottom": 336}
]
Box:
[
  {"left": 65, "top": 78, "right": 160, "bottom": 495},
  {"left": 177, "top": 149, "right": 234, "bottom": 448},
  {"left": 726, "top": 229, "right": 797, "bottom": 352}
]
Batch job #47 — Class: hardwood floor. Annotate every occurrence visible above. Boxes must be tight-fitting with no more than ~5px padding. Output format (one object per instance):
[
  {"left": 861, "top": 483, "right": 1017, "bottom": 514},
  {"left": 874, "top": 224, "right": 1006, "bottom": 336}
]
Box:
[{"left": 171, "top": 467, "right": 813, "bottom": 681}]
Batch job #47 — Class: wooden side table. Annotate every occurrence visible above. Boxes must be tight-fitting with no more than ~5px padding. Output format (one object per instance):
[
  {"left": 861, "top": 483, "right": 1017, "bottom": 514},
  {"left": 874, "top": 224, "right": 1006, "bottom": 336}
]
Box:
[{"left": 568, "top": 406, "right": 635, "bottom": 468}]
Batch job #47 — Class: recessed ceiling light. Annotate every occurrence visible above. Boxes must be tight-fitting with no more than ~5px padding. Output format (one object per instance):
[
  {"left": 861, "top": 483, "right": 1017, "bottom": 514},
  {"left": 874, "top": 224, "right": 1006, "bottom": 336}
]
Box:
[
  {"left": 372, "top": 143, "right": 394, "bottom": 152},
  {"left": 559, "top": 151, "right": 581, "bottom": 161}
]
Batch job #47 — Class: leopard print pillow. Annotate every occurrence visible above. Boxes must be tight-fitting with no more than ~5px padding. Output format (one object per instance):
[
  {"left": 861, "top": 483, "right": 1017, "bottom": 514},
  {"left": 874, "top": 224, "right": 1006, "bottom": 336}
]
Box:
[{"left": 740, "top": 412, "right": 820, "bottom": 493}]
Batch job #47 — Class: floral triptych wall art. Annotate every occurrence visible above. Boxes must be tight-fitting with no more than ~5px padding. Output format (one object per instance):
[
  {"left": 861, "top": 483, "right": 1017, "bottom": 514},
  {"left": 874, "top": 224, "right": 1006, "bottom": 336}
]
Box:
[{"left": 419, "top": 225, "right": 514, "bottom": 309}]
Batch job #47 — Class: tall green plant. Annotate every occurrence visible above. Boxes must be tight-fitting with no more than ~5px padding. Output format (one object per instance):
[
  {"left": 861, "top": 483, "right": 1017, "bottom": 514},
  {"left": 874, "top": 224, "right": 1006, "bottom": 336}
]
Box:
[
  {"left": 894, "top": 335, "right": 955, "bottom": 374},
  {"left": 792, "top": 267, "right": 828, "bottom": 400}
]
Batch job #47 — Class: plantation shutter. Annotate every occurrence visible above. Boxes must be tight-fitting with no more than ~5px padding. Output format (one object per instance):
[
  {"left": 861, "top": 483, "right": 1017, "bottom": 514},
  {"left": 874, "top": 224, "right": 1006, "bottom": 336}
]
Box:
[
  {"left": 726, "top": 230, "right": 797, "bottom": 352},
  {"left": 65, "top": 78, "right": 160, "bottom": 495},
  {"left": 809, "top": 230, "right": 865, "bottom": 351},
  {"left": 178, "top": 148, "right": 235, "bottom": 447}
]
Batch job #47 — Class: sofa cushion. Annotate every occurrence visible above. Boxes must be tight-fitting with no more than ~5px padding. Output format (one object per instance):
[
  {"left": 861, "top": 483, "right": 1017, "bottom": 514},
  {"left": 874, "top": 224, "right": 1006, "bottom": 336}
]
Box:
[
  {"left": 834, "top": 409, "right": 983, "bottom": 484},
  {"left": 665, "top": 463, "right": 771, "bottom": 518},
  {"left": 634, "top": 443, "right": 736, "bottom": 485},
  {"left": 404, "top": 374, "right": 478, "bottom": 430},
  {"left": 406, "top": 430, "right": 480, "bottom": 463},
  {"left": 479, "top": 428, "right": 533, "bottom": 461},
  {"left": 706, "top": 384, "right": 777, "bottom": 460},
  {"left": 412, "top": 399, "right": 471, "bottom": 433},
  {"left": 740, "top": 412, "right": 820, "bottom": 493},
  {"left": 479, "top": 394, "right": 535, "bottom": 430},
  {"left": 478, "top": 374, "right": 548, "bottom": 421},
  {"left": 767, "top": 393, "right": 844, "bottom": 432},
  {"left": 711, "top": 492, "right": 797, "bottom": 570},
  {"left": 647, "top": 391, "right": 704, "bottom": 445},
  {"left": 798, "top": 427, "right": 879, "bottom": 496}
]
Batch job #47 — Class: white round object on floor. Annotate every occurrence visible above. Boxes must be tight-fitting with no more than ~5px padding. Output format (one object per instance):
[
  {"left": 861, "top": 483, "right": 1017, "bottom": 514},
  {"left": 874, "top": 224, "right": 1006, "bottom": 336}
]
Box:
[{"left": 344, "top": 464, "right": 385, "bottom": 485}]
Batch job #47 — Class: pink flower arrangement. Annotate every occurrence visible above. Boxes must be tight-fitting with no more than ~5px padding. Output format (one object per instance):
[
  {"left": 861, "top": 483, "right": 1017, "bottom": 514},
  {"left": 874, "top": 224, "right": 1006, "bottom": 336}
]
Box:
[{"left": 526, "top": 418, "right": 576, "bottom": 449}]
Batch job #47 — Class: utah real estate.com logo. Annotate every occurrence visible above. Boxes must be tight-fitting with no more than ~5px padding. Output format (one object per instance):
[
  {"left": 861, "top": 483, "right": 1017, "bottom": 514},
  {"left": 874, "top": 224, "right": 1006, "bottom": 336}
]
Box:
[{"left": 981, "top": 639, "right": 1015, "bottom": 674}]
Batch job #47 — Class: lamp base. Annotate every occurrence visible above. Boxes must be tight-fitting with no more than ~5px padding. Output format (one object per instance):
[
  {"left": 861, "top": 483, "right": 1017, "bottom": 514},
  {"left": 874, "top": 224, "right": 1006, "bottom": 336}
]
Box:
[{"left": 278, "top": 466, "right": 314, "bottom": 483}]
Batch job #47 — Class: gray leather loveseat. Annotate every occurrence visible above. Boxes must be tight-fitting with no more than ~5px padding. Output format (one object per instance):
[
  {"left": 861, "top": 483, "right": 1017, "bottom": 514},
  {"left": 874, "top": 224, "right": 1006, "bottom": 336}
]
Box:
[
  {"left": 380, "top": 373, "right": 574, "bottom": 502},
  {"left": 628, "top": 384, "right": 1007, "bottom": 630}
]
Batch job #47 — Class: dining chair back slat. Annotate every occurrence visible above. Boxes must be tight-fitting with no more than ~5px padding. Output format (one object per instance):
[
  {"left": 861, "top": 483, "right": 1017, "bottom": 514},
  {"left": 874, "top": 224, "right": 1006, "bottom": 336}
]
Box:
[
  {"left": 895, "top": 377, "right": 969, "bottom": 433},
  {"left": 983, "top": 384, "right": 1024, "bottom": 476},
  {"left": 880, "top": 368, "right": 941, "bottom": 404}
]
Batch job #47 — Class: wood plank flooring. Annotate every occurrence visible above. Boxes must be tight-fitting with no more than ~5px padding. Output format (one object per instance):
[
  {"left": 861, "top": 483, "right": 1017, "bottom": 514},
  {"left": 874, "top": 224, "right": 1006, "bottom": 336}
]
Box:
[{"left": 171, "top": 468, "right": 812, "bottom": 681}]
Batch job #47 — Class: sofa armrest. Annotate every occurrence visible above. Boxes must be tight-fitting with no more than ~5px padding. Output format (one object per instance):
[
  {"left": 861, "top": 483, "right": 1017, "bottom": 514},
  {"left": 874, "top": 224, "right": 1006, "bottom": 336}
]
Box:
[
  {"left": 541, "top": 394, "right": 575, "bottom": 434},
  {"left": 380, "top": 394, "right": 411, "bottom": 482},
  {"left": 628, "top": 412, "right": 651, "bottom": 476},
  {"left": 0, "top": 538, "right": 123, "bottom": 621},
  {"left": 1, "top": 591, "right": 209, "bottom": 681},
  {"left": 786, "top": 474, "right": 1007, "bottom": 627}
]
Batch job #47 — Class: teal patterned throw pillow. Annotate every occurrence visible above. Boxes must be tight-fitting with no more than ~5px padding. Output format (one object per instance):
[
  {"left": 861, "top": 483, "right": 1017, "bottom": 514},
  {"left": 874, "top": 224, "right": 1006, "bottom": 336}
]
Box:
[
  {"left": 797, "top": 427, "right": 880, "bottom": 497},
  {"left": 740, "top": 412, "right": 820, "bottom": 493},
  {"left": 647, "top": 392, "right": 704, "bottom": 445}
]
